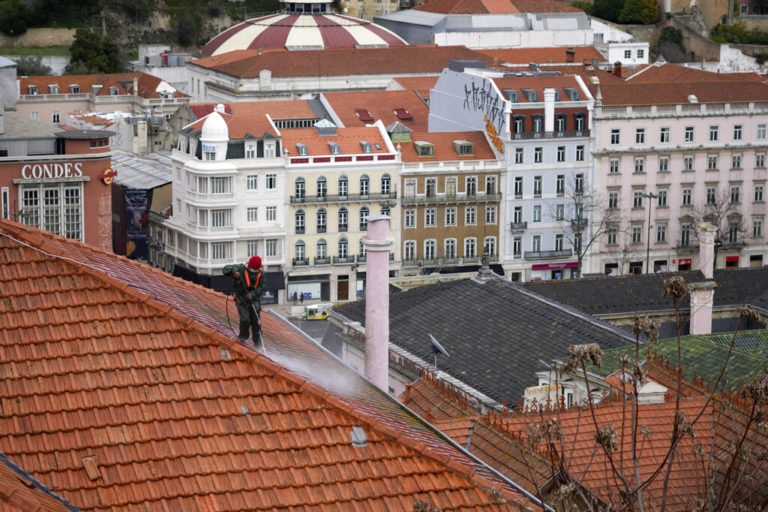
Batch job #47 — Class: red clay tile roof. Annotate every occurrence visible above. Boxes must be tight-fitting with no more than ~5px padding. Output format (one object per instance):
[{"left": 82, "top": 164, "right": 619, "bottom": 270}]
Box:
[
  {"left": 400, "top": 130, "right": 497, "bottom": 162},
  {"left": 281, "top": 125, "right": 390, "bottom": 156},
  {"left": 626, "top": 63, "right": 764, "bottom": 83},
  {"left": 414, "top": 0, "right": 580, "bottom": 13},
  {"left": 189, "top": 101, "right": 317, "bottom": 121},
  {"left": 478, "top": 46, "right": 604, "bottom": 65},
  {"left": 190, "top": 45, "right": 494, "bottom": 78},
  {"left": 0, "top": 453, "right": 76, "bottom": 512},
  {"left": 323, "top": 89, "right": 430, "bottom": 131},
  {"left": 186, "top": 110, "right": 278, "bottom": 139},
  {"left": 0, "top": 219, "right": 533, "bottom": 511},
  {"left": 392, "top": 75, "right": 440, "bottom": 98},
  {"left": 492, "top": 75, "right": 586, "bottom": 103},
  {"left": 18, "top": 71, "right": 187, "bottom": 99}
]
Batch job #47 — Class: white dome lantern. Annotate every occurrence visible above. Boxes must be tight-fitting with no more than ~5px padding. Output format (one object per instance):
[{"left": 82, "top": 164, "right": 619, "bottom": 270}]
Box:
[{"left": 201, "top": 106, "right": 229, "bottom": 143}]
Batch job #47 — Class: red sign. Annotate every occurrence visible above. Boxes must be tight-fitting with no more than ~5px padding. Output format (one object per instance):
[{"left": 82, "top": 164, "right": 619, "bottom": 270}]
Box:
[
  {"left": 726, "top": 256, "right": 740, "bottom": 262},
  {"left": 678, "top": 258, "right": 692, "bottom": 265},
  {"left": 100, "top": 167, "right": 117, "bottom": 185},
  {"left": 532, "top": 262, "right": 578, "bottom": 270}
]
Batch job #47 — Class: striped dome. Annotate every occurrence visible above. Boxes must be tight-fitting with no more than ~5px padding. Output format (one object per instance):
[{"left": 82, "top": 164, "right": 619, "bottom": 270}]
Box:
[{"left": 201, "top": 13, "right": 408, "bottom": 56}]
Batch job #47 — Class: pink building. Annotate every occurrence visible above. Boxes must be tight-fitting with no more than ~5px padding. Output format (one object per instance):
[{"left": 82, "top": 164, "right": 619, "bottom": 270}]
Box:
[{"left": 589, "top": 64, "right": 768, "bottom": 275}]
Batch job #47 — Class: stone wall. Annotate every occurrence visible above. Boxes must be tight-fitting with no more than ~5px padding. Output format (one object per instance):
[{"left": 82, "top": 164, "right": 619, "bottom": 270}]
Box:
[
  {"left": 0, "top": 28, "right": 75, "bottom": 47},
  {"left": 734, "top": 15, "right": 768, "bottom": 31},
  {"left": 670, "top": 16, "right": 722, "bottom": 60}
]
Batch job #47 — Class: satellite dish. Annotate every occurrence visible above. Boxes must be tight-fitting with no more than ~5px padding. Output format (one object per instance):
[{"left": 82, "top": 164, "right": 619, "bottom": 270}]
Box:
[{"left": 429, "top": 334, "right": 450, "bottom": 357}]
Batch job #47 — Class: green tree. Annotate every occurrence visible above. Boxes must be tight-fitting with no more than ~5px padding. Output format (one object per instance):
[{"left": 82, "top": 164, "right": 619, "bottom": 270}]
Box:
[
  {"left": 0, "top": 0, "right": 32, "bottom": 37},
  {"left": 175, "top": 9, "right": 199, "bottom": 47},
  {"left": 618, "top": 0, "right": 658, "bottom": 24},
  {"left": 592, "top": 0, "right": 624, "bottom": 22},
  {"left": 66, "top": 28, "right": 121, "bottom": 74},
  {"left": 15, "top": 56, "right": 53, "bottom": 76}
]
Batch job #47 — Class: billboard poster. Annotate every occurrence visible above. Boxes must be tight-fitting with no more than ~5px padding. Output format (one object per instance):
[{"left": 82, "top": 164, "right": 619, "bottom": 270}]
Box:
[{"left": 125, "top": 189, "right": 149, "bottom": 260}]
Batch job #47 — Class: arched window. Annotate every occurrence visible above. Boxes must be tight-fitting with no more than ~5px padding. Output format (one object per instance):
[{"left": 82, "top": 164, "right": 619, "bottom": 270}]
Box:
[
  {"left": 338, "top": 176, "right": 348, "bottom": 198},
  {"left": 359, "top": 207, "right": 369, "bottom": 231},
  {"left": 444, "top": 239, "right": 457, "bottom": 259},
  {"left": 294, "top": 178, "right": 305, "bottom": 200},
  {"left": 424, "top": 240, "right": 436, "bottom": 260},
  {"left": 359, "top": 238, "right": 366, "bottom": 260},
  {"left": 317, "top": 177, "right": 327, "bottom": 199},
  {"left": 317, "top": 208, "right": 327, "bottom": 233},
  {"left": 404, "top": 240, "right": 416, "bottom": 260},
  {"left": 295, "top": 209, "right": 305, "bottom": 234},
  {"left": 316, "top": 239, "right": 327, "bottom": 260},
  {"left": 484, "top": 236, "right": 496, "bottom": 256},
  {"left": 338, "top": 207, "right": 348, "bottom": 232},
  {"left": 338, "top": 237, "right": 348, "bottom": 259},
  {"left": 464, "top": 237, "right": 477, "bottom": 258},
  {"left": 360, "top": 175, "right": 370, "bottom": 198},
  {"left": 294, "top": 240, "right": 306, "bottom": 263},
  {"left": 381, "top": 174, "right": 391, "bottom": 196}
]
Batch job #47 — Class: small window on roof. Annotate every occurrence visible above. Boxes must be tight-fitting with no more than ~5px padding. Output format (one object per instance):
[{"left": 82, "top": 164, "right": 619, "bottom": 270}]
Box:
[
  {"left": 296, "top": 143, "right": 308, "bottom": 156},
  {"left": 70, "top": 84, "right": 80, "bottom": 94},
  {"left": 356, "top": 109, "right": 374, "bottom": 121},
  {"left": 522, "top": 89, "right": 537, "bottom": 102},
  {"left": 360, "top": 141, "right": 372, "bottom": 154},
  {"left": 27, "top": 86, "right": 38, "bottom": 95},
  {"left": 565, "top": 87, "right": 580, "bottom": 101},
  {"left": 49, "top": 84, "right": 59, "bottom": 94},
  {"left": 503, "top": 89, "right": 518, "bottom": 103},
  {"left": 374, "top": 143, "right": 382, "bottom": 151},
  {"left": 553, "top": 89, "right": 561, "bottom": 101},
  {"left": 109, "top": 86, "right": 119, "bottom": 95},
  {"left": 328, "top": 141, "right": 340, "bottom": 154},
  {"left": 394, "top": 108, "right": 412, "bottom": 120},
  {"left": 414, "top": 141, "right": 433, "bottom": 157},
  {"left": 453, "top": 140, "right": 473, "bottom": 156}
]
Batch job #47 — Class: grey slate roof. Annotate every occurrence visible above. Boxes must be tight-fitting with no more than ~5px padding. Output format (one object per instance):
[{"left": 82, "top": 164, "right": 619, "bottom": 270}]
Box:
[
  {"left": 334, "top": 276, "right": 633, "bottom": 407},
  {"left": 112, "top": 150, "right": 172, "bottom": 189},
  {"left": 521, "top": 267, "right": 768, "bottom": 316},
  {"left": 0, "top": 110, "right": 61, "bottom": 139}
]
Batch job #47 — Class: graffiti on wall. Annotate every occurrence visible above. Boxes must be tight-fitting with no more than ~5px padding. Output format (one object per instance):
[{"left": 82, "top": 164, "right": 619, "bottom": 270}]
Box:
[{"left": 463, "top": 79, "right": 506, "bottom": 136}]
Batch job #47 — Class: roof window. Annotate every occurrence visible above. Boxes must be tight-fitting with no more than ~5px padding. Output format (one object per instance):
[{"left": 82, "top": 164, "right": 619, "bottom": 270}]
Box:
[
  {"left": 564, "top": 87, "right": 580, "bottom": 101},
  {"left": 522, "top": 89, "right": 537, "bottom": 102},
  {"left": 27, "top": 86, "right": 38, "bottom": 95},
  {"left": 356, "top": 109, "right": 374, "bottom": 121},
  {"left": 296, "top": 143, "right": 308, "bottom": 156},
  {"left": 49, "top": 84, "right": 59, "bottom": 94},
  {"left": 328, "top": 141, "right": 340, "bottom": 155},
  {"left": 453, "top": 140, "right": 473, "bottom": 156},
  {"left": 394, "top": 108, "right": 412, "bottom": 120},
  {"left": 360, "top": 141, "right": 372, "bottom": 154},
  {"left": 414, "top": 141, "right": 434, "bottom": 157},
  {"left": 70, "top": 84, "right": 80, "bottom": 93},
  {"left": 502, "top": 89, "right": 518, "bottom": 103},
  {"left": 109, "top": 86, "right": 119, "bottom": 95}
]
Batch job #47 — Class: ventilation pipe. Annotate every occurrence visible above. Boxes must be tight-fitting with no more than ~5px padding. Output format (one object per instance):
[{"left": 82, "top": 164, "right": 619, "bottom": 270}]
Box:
[{"left": 362, "top": 215, "right": 393, "bottom": 391}]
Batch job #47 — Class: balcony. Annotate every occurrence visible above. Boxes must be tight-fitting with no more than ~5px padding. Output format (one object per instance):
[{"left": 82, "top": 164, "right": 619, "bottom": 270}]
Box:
[
  {"left": 401, "top": 192, "right": 502, "bottom": 206},
  {"left": 333, "top": 256, "right": 355, "bottom": 264},
  {"left": 290, "top": 192, "right": 397, "bottom": 204},
  {"left": 571, "top": 217, "right": 588, "bottom": 228},
  {"left": 510, "top": 221, "right": 528, "bottom": 232},
  {"left": 293, "top": 258, "right": 309, "bottom": 266},
  {"left": 338, "top": 224, "right": 348, "bottom": 232},
  {"left": 295, "top": 227, "right": 305, "bottom": 234},
  {"left": 510, "top": 129, "right": 590, "bottom": 140},
  {"left": 317, "top": 225, "right": 327, "bottom": 233},
  {"left": 314, "top": 256, "right": 331, "bottom": 265},
  {"left": 356, "top": 254, "right": 366, "bottom": 263},
  {"left": 524, "top": 249, "right": 573, "bottom": 260}
]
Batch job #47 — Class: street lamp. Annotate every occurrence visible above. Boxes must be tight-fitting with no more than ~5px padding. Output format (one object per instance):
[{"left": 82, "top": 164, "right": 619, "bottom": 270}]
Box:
[{"left": 643, "top": 192, "right": 657, "bottom": 274}]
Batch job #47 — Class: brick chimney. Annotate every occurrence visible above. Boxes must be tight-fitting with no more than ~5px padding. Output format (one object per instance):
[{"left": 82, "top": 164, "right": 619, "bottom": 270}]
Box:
[
  {"left": 689, "top": 222, "right": 719, "bottom": 335},
  {"left": 613, "top": 61, "right": 622, "bottom": 77},
  {"left": 362, "top": 215, "right": 394, "bottom": 391},
  {"left": 565, "top": 47, "right": 575, "bottom": 63}
]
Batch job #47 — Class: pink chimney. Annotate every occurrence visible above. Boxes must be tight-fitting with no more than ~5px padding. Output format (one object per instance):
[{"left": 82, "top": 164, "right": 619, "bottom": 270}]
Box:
[
  {"left": 362, "top": 215, "right": 393, "bottom": 391},
  {"left": 689, "top": 222, "right": 718, "bottom": 335}
]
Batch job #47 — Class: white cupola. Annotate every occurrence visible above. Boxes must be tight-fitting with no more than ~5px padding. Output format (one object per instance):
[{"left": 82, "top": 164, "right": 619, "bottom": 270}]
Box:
[{"left": 200, "top": 104, "right": 229, "bottom": 161}]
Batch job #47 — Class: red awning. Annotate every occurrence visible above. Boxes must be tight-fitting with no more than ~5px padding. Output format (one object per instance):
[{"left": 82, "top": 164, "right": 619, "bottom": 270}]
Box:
[
  {"left": 356, "top": 109, "right": 373, "bottom": 121},
  {"left": 726, "top": 256, "right": 740, "bottom": 262},
  {"left": 531, "top": 262, "right": 578, "bottom": 270},
  {"left": 678, "top": 258, "right": 692, "bottom": 265},
  {"left": 394, "top": 108, "right": 412, "bottom": 120}
]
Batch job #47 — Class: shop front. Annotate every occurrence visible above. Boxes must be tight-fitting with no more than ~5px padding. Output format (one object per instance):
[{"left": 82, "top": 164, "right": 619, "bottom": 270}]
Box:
[
  {"left": 530, "top": 261, "right": 578, "bottom": 281},
  {"left": 676, "top": 258, "right": 692, "bottom": 271}
]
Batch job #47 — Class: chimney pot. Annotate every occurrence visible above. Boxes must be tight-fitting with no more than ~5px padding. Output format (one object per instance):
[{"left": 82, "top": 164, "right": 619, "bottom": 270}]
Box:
[
  {"left": 613, "top": 61, "right": 622, "bottom": 76},
  {"left": 565, "top": 47, "right": 575, "bottom": 63}
]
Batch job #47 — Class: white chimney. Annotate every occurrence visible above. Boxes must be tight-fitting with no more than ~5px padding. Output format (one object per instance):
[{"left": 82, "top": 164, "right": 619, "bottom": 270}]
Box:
[
  {"left": 698, "top": 222, "right": 717, "bottom": 279},
  {"left": 362, "top": 215, "right": 394, "bottom": 391},
  {"left": 544, "top": 88, "right": 556, "bottom": 133},
  {"left": 689, "top": 222, "right": 719, "bottom": 335}
]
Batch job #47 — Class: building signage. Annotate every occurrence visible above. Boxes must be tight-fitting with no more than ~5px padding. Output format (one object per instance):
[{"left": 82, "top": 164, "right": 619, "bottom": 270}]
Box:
[
  {"left": 201, "top": 143, "right": 216, "bottom": 152},
  {"left": 531, "top": 262, "right": 578, "bottom": 270},
  {"left": 21, "top": 162, "right": 83, "bottom": 179},
  {"left": 677, "top": 258, "right": 692, "bottom": 265},
  {"left": 100, "top": 167, "right": 117, "bottom": 185}
]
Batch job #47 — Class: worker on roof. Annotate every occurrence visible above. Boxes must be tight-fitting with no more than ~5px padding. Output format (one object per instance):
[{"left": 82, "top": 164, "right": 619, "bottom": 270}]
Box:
[{"left": 223, "top": 255, "right": 265, "bottom": 347}]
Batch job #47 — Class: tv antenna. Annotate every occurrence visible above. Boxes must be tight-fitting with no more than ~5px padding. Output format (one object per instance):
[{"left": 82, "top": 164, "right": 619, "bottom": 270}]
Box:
[{"left": 429, "top": 333, "right": 449, "bottom": 371}]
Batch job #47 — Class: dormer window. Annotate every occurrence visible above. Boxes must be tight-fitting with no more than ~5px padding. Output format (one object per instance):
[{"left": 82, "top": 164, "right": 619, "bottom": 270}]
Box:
[
  {"left": 414, "top": 141, "right": 434, "bottom": 157},
  {"left": 202, "top": 143, "right": 216, "bottom": 161},
  {"left": 359, "top": 141, "right": 372, "bottom": 154},
  {"left": 522, "top": 89, "right": 537, "bottom": 102},
  {"left": 70, "top": 84, "right": 80, "bottom": 93},
  {"left": 453, "top": 140, "right": 473, "bottom": 156},
  {"left": 503, "top": 89, "right": 518, "bottom": 103},
  {"left": 264, "top": 142, "right": 275, "bottom": 158},
  {"left": 49, "top": 85, "right": 59, "bottom": 95},
  {"left": 553, "top": 89, "right": 561, "bottom": 101},
  {"left": 565, "top": 87, "right": 580, "bottom": 101},
  {"left": 245, "top": 143, "right": 256, "bottom": 159},
  {"left": 27, "top": 86, "right": 38, "bottom": 95},
  {"left": 328, "top": 141, "right": 340, "bottom": 155},
  {"left": 296, "top": 143, "right": 308, "bottom": 156},
  {"left": 109, "top": 86, "right": 119, "bottom": 95}
]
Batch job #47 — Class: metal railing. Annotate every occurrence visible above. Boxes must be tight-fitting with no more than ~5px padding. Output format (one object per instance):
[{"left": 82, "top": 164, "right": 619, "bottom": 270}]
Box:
[
  {"left": 524, "top": 249, "right": 573, "bottom": 260},
  {"left": 510, "top": 221, "right": 528, "bottom": 231},
  {"left": 511, "top": 129, "right": 590, "bottom": 140},
  {"left": 290, "top": 192, "right": 396, "bottom": 204},
  {"left": 401, "top": 192, "right": 502, "bottom": 206}
]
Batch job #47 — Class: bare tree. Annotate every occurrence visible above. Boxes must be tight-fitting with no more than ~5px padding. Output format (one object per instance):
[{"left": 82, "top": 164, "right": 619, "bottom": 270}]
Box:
[{"left": 692, "top": 189, "right": 748, "bottom": 274}]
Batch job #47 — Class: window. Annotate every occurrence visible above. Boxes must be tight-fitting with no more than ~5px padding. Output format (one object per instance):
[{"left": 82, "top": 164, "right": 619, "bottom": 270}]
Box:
[
  {"left": 245, "top": 144, "right": 256, "bottom": 159},
  {"left": 266, "top": 174, "right": 276, "bottom": 189},
  {"left": 707, "top": 187, "right": 717, "bottom": 204},
  {"left": 1, "top": 187, "right": 7, "bottom": 220},
  {"left": 557, "top": 146, "right": 565, "bottom": 162},
  {"left": 575, "top": 114, "right": 586, "bottom": 131},
  {"left": 515, "top": 147, "right": 524, "bottom": 164},
  {"left": 634, "top": 157, "right": 645, "bottom": 173},
  {"left": 659, "top": 156, "right": 669, "bottom": 172},
  {"left": 466, "top": 177, "right": 477, "bottom": 196},
  {"left": 381, "top": 174, "right": 391, "bottom": 195},
  {"left": 633, "top": 191, "right": 644, "bottom": 208},
  {"left": 554, "top": 233, "right": 564, "bottom": 252},
  {"left": 729, "top": 221, "right": 739, "bottom": 243},
  {"left": 360, "top": 175, "right": 370, "bottom": 197},
  {"left": 485, "top": 206, "right": 497, "bottom": 224},
  {"left": 27, "top": 86, "right": 37, "bottom": 95},
  {"left": 532, "top": 115, "right": 543, "bottom": 133},
  {"left": 635, "top": 128, "right": 645, "bottom": 144},
  {"left": 212, "top": 242, "right": 229, "bottom": 260},
  {"left": 405, "top": 209, "right": 415, "bottom": 228},
  {"left": 682, "top": 188, "right": 692, "bottom": 206},
  {"left": 758, "top": 124, "right": 767, "bottom": 140},
  {"left": 316, "top": 177, "right": 327, "bottom": 199},
  {"left": 404, "top": 241, "right": 416, "bottom": 260},
  {"left": 608, "top": 192, "right": 619, "bottom": 209},
  {"left": 555, "top": 115, "right": 566, "bottom": 132},
  {"left": 754, "top": 218, "right": 763, "bottom": 237},
  {"left": 609, "top": 159, "right": 619, "bottom": 174},
  {"left": 757, "top": 153, "right": 766, "bottom": 168},
  {"left": 684, "top": 155, "right": 694, "bottom": 171},
  {"left": 657, "top": 190, "right": 668, "bottom": 207},
  {"left": 247, "top": 207, "right": 258, "bottom": 222},
  {"left": 295, "top": 210, "right": 305, "bottom": 233},
  {"left": 576, "top": 145, "right": 584, "bottom": 161},
  {"left": 624, "top": 50, "right": 631, "bottom": 59},
  {"left": 338, "top": 238, "right": 348, "bottom": 258},
  {"left": 731, "top": 185, "right": 741, "bottom": 203},
  {"left": 211, "top": 177, "right": 230, "bottom": 194},
  {"left": 513, "top": 116, "right": 524, "bottom": 133},
  {"left": 607, "top": 227, "right": 617, "bottom": 246},
  {"left": 360, "top": 207, "right": 369, "bottom": 230},
  {"left": 709, "top": 125, "right": 719, "bottom": 142},
  {"left": 756, "top": 185, "right": 764, "bottom": 202},
  {"left": 425, "top": 208, "right": 436, "bottom": 227},
  {"left": 465, "top": 207, "right": 476, "bottom": 225},
  {"left": 734, "top": 125, "right": 743, "bottom": 140},
  {"left": 556, "top": 203, "right": 565, "bottom": 220},
  {"left": 203, "top": 147, "right": 216, "bottom": 160},
  {"left": 266, "top": 206, "right": 277, "bottom": 221},
  {"left": 632, "top": 225, "right": 643, "bottom": 244},
  {"left": 211, "top": 209, "right": 231, "bottom": 228},
  {"left": 485, "top": 176, "right": 497, "bottom": 195},
  {"left": 424, "top": 178, "right": 437, "bottom": 197},
  {"left": 660, "top": 127, "right": 669, "bottom": 143},
  {"left": 556, "top": 175, "right": 565, "bottom": 196},
  {"left": 532, "top": 235, "right": 541, "bottom": 253},
  {"left": 533, "top": 205, "right": 542, "bottom": 222},
  {"left": 317, "top": 209, "right": 327, "bottom": 232},
  {"left": 708, "top": 155, "right": 718, "bottom": 170},
  {"left": 656, "top": 224, "right": 667, "bottom": 243},
  {"left": 338, "top": 176, "right": 348, "bottom": 198},
  {"left": 317, "top": 239, "right": 327, "bottom": 260},
  {"left": 445, "top": 239, "right": 456, "bottom": 259},
  {"left": 638, "top": 49, "right": 645, "bottom": 59},
  {"left": 446, "top": 207, "right": 456, "bottom": 226},
  {"left": 424, "top": 240, "right": 436, "bottom": 260},
  {"left": 732, "top": 154, "right": 742, "bottom": 169},
  {"left": 611, "top": 129, "right": 620, "bottom": 145},
  {"left": 464, "top": 238, "right": 477, "bottom": 258},
  {"left": 685, "top": 126, "right": 694, "bottom": 142},
  {"left": 681, "top": 224, "right": 691, "bottom": 247},
  {"left": 534, "top": 147, "right": 543, "bottom": 163},
  {"left": 513, "top": 206, "right": 523, "bottom": 224},
  {"left": 513, "top": 236, "right": 522, "bottom": 257},
  {"left": 247, "top": 175, "right": 258, "bottom": 190},
  {"left": 533, "top": 176, "right": 542, "bottom": 198},
  {"left": 294, "top": 178, "right": 305, "bottom": 199},
  {"left": 575, "top": 174, "right": 584, "bottom": 193},
  {"left": 52, "top": 111, "right": 60, "bottom": 125},
  {"left": 70, "top": 85, "right": 80, "bottom": 94},
  {"left": 514, "top": 177, "right": 523, "bottom": 198},
  {"left": 31, "top": 111, "right": 39, "bottom": 121},
  {"left": 484, "top": 236, "right": 496, "bottom": 256}
]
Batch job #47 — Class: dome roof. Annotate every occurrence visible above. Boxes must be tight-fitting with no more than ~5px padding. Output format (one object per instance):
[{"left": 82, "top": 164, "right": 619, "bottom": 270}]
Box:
[
  {"left": 201, "top": 13, "right": 407, "bottom": 56},
  {"left": 201, "top": 106, "right": 229, "bottom": 142}
]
